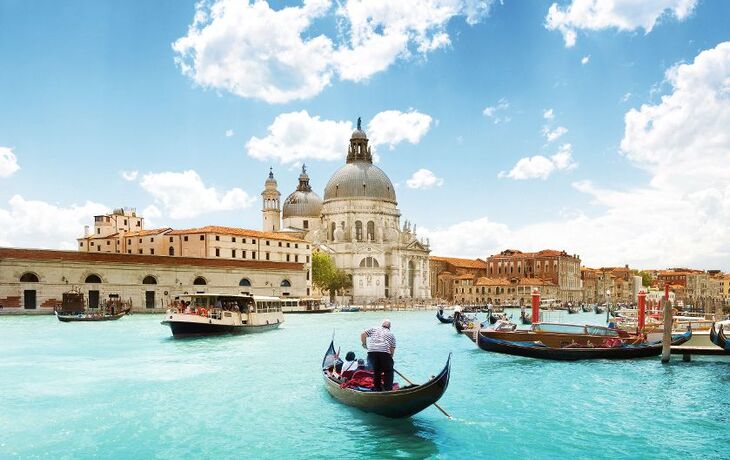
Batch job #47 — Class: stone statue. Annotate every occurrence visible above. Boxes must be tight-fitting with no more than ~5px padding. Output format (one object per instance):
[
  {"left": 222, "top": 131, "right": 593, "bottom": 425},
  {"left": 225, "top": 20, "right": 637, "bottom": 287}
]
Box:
[{"left": 357, "top": 117, "right": 361, "bottom": 130}]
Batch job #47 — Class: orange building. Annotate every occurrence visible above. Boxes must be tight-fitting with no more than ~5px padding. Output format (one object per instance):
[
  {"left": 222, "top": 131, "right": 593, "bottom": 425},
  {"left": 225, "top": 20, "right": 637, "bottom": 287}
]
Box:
[{"left": 429, "top": 256, "right": 487, "bottom": 302}]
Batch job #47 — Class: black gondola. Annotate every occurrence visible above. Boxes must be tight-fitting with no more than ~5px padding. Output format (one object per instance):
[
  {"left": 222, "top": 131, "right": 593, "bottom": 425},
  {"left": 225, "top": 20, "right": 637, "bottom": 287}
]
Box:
[
  {"left": 453, "top": 311, "right": 477, "bottom": 334},
  {"left": 581, "top": 304, "right": 592, "bottom": 312},
  {"left": 709, "top": 323, "right": 730, "bottom": 351},
  {"left": 567, "top": 304, "right": 580, "bottom": 314},
  {"left": 594, "top": 305, "right": 606, "bottom": 314},
  {"left": 321, "top": 341, "right": 451, "bottom": 418},
  {"left": 436, "top": 309, "right": 454, "bottom": 324},
  {"left": 476, "top": 330, "right": 691, "bottom": 361},
  {"left": 55, "top": 309, "right": 130, "bottom": 322}
]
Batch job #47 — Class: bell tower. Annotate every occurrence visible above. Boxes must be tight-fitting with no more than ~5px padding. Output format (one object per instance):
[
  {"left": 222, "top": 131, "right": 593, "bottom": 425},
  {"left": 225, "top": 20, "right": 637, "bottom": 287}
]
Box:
[{"left": 261, "top": 168, "right": 281, "bottom": 232}]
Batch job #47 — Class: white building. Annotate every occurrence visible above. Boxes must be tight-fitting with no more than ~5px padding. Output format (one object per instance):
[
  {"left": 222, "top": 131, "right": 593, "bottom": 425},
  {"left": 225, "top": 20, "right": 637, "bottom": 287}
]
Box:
[{"left": 264, "top": 120, "right": 431, "bottom": 303}]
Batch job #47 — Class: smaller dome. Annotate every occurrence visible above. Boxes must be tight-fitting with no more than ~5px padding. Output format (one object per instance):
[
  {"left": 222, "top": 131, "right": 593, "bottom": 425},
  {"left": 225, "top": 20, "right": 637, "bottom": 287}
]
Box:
[{"left": 282, "top": 164, "right": 323, "bottom": 218}]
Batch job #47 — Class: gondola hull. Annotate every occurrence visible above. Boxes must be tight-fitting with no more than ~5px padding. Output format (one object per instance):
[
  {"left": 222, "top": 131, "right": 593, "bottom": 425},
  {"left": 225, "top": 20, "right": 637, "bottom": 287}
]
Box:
[
  {"left": 55, "top": 310, "right": 128, "bottom": 322},
  {"left": 710, "top": 323, "right": 730, "bottom": 351},
  {"left": 436, "top": 311, "right": 454, "bottom": 324},
  {"left": 321, "top": 341, "right": 450, "bottom": 418},
  {"left": 477, "top": 330, "right": 691, "bottom": 361}
]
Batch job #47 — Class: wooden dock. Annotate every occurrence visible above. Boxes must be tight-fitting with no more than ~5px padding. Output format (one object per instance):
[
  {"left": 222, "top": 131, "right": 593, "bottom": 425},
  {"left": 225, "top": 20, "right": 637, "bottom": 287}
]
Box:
[{"left": 670, "top": 346, "right": 730, "bottom": 361}]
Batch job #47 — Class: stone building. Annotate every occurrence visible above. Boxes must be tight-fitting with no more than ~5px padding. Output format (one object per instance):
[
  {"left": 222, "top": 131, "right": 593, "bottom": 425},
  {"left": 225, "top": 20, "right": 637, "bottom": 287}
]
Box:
[
  {"left": 429, "top": 256, "right": 487, "bottom": 301},
  {"left": 485, "top": 249, "right": 581, "bottom": 301},
  {"left": 452, "top": 275, "right": 557, "bottom": 306},
  {"left": 581, "top": 266, "right": 637, "bottom": 303},
  {"left": 266, "top": 120, "right": 431, "bottom": 304},
  {"left": 0, "top": 247, "right": 306, "bottom": 311},
  {"left": 657, "top": 268, "right": 722, "bottom": 301}
]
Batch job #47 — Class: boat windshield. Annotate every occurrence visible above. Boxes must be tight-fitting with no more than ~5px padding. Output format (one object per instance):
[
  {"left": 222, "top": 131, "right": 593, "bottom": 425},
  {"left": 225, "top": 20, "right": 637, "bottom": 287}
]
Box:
[
  {"left": 532, "top": 323, "right": 586, "bottom": 334},
  {"left": 585, "top": 325, "right": 619, "bottom": 337}
]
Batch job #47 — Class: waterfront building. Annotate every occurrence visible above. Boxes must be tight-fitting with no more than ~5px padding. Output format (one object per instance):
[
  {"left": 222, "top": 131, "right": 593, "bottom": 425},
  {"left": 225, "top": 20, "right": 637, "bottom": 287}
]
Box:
[
  {"left": 657, "top": 268, "right": 722, "bottom": 302},
  {"left": 0, "top": 247, "right": 306, "bottom": 311},
  {"left": 720, "top": 274, "right": 730, "bottom": 303},
  {"left": 429, "top": 256, "right": 487, "bottom": 301},
  {"left": 485, "top": 249, "right": 581, "bottom": 301},
  {"left": 452, "top": 275, "right": 557, "bottom": 305},
  {"left": 265, "top": 121, "right": 431, "bottom": 304},
  {"left": 581, "top": 265, "right": 639, "bottom": 303}
]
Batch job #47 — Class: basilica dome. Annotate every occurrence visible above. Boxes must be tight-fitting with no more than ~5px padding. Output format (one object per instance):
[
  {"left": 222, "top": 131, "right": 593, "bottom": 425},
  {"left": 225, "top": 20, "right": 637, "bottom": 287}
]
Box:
[
  {"left": 283, "top": 165, "right": 323, "bottom": 218},
  {"left": 323, "top": 124, "right": 397, "bottom": 204}
]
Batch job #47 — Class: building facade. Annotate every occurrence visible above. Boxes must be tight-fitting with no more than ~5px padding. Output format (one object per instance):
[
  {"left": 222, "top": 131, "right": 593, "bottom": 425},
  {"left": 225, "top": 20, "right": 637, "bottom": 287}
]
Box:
[
  {"left": 485, "top": 249, "right": 582, "bottom": 301},
  {"left": 0, "top": 248, "right": 306, "bottom": 311},
  {"left": 451, "top": 275, "right": 557, "bottom": 305},
  {"left": 266, "top": 122, "right": 431, "bottom": 304},
  {"left": 429, "top": 256, "right": 487, "bottom": 301}
]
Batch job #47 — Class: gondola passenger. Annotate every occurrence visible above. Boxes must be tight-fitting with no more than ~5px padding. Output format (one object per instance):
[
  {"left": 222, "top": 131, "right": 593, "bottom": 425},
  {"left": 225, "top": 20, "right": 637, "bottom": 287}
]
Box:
[{"left": 340, "top": 351, "right": 358, "bottom": 378}]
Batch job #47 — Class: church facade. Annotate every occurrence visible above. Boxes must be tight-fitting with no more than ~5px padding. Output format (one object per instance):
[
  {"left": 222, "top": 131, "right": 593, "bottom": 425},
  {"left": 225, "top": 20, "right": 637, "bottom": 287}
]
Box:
[{"left": 263, "top": 121, "right": 431, "bottom": 304}]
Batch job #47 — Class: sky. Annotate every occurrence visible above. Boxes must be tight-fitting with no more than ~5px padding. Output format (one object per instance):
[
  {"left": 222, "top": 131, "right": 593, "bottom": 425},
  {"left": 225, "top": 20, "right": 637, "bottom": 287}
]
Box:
[{"left": 1, "top": 0, "right": 730, "bottom": 270}]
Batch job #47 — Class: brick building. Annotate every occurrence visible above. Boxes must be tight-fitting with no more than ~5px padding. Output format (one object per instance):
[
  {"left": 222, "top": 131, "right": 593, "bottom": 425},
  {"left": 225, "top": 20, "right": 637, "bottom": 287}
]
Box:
[{"left": 429, "top": 256, "right": 487, "bottom": 301}]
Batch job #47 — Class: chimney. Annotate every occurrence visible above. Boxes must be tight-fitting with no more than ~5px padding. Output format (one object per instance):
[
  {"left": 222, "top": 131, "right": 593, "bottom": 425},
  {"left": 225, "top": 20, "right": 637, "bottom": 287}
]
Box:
[{"left": 84, "top": 225, "right": 90, "bottom": 237}]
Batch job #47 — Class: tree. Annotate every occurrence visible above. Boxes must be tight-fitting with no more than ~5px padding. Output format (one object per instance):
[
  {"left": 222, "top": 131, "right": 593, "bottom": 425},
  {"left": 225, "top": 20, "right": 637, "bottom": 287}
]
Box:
[
  {"left": 631, "top": 269, "right": 653, "bottom": 288},
  {"left": 312, "top": 251, "right": 352, "bottom": 302}
]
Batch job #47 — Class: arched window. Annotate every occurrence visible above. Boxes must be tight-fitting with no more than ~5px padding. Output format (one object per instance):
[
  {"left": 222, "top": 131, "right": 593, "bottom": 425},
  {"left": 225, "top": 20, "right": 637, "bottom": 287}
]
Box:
[
  {"left": 330, "top": 222, "right": 336, "bottom": 240},
  {"left": 142, "top": 275, "right": 157, "bottom": 285},
  {"left": 239, "top": 278, "right": 251, "bottom": 287},
  {"left": 367, "top": 221, "right": 375, "bottom": 241},
  {"left": 19, "top": 272, "right": 39, "bottom": 282},
  {"left": 85, "top": 274, "right": 102, "bottom": 283},
  {"left": 359, "top": 257, "right": 379, "bottom": 268},
  {"left": 355, "top": 221, "right": 363, "bottom": 241},
  {"left": 280, "top": 279, "right": 291, "bottom": 287},
  {"left": 168, "top": 247, "right": 175, "bottom": 256},
  {"left": 193, "top": 277, "right": 207, "bottom": 285}
]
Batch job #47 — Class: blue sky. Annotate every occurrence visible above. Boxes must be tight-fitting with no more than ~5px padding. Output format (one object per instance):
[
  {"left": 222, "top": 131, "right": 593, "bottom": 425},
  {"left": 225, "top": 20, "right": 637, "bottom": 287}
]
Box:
[{"left": 2, "top": 0, "right": 730, "bottom": 269}]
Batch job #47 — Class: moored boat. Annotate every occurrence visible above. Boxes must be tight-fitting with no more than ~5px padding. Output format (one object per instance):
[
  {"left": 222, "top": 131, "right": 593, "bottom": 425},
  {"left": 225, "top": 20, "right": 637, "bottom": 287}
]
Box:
[
  {"left": 567, "top": 304, "right": 580, "bottom": 314},
  {"left": 467, "top": 322, "right": 638, "bottom": 347},
  {"left": 54, "top": 289, "right": 131, "bottom": 322},
  {"left": 55, "top": 309, "right": 129, "bottom": 322},
  {"left": 339, "top": 306, "right": 361, "bottom": 312},
  {"left": 161, "top": 294, "right": 283, "bottom": 337},
  {"left": 281, "top": 298, "right": 333, "bottom": 314},
  {"left": 581, "top": 304, "right": 592, "bottom": 313},
  {"left": 476, "top": 330, "right": 692, "bottom": 361},
  {"left": 519, "top": 310, "right": 532, "bottom": 325},
  {"left": 594, "top": 305, "right": 606, "bottom": 314},
  {"left": 321, "top": 340, "right": 451, "bottom": 418},
  {"left": 709, "top": 322, "right": 730, "bottom": 351},
  {"left": 436, "top": 308, "right": 454, "bottom": 324}
]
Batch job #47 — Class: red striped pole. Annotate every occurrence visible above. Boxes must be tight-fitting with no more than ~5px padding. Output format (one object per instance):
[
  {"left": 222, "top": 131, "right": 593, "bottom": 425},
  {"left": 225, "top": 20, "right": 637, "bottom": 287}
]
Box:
[
  {"left": 637, "top": 290, "right": 646, "bottom": 332},
  {"left": 531, "top": 289, "right": 540, "bottom": 323}
]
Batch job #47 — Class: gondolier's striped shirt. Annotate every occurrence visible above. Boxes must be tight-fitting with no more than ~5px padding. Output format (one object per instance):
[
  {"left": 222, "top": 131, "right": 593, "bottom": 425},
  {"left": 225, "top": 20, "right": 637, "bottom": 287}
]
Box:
[{"left": 365, "top": 327, "right": 396, "bottom": 354}]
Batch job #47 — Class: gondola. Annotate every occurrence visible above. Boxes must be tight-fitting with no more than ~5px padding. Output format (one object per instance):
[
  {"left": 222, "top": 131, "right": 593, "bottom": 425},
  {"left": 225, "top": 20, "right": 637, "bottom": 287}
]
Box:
[
  {"left": 55, "top": 308, "right": 130, "bottom": 322},
  {"left": 594, "top": 305, "right": 606, "bottom": 314},
  {"left": 321, "top": 341, "right": 451, "bottom": 418},
  {"left": 436, "top": 309, "right": 454, "bottom": 324},
  {"left": 453, "top": 312, "right": 477, "bottom": 334},
  {"left": 476, "top": 330, "right": 692, "bottom": 361},
  {"left": 581, "top": 304, "right": 592, "bottom": 313},
  {"left": 709, "top": 323, "right": 730, "bottom": 351},
  {"left": 567, "top": 304, "right": 580, "bottom": 314}
]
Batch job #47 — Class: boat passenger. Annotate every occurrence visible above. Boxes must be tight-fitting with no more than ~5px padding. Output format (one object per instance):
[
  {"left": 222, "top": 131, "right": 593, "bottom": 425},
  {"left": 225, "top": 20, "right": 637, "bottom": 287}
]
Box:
[
  {"left": 340, "top": 351, "right": 358, "bottom": 378},
  {"left": 361, "top": 319, "right": 396, "bottom": 392}
]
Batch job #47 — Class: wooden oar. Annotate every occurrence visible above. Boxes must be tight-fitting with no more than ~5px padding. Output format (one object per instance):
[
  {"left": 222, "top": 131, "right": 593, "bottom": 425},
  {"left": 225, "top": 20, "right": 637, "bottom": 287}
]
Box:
[{"left": 393, "top": 369, "right": 452, "bottom": 420}]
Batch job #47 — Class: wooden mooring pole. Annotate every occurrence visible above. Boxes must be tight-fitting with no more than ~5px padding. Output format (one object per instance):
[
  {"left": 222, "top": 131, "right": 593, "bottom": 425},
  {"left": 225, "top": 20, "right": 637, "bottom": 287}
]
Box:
[{"left": 661, "top": 286, "right": 672, "bottom": 364}]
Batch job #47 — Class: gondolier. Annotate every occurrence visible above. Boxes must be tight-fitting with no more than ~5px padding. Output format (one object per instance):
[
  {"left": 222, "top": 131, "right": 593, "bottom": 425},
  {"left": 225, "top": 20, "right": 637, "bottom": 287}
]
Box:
[{"left": 361, "top": 319, "right": 396, "bottom": 391}]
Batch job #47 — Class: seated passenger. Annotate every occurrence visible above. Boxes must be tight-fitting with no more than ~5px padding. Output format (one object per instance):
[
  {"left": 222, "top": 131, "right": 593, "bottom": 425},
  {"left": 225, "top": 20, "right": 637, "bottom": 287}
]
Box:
[
  {"left": 356, "top": 358, "right": 367, "bottom": 370},
  {"left": 340, "top": 351, "right": 358, "bottom": 377}
]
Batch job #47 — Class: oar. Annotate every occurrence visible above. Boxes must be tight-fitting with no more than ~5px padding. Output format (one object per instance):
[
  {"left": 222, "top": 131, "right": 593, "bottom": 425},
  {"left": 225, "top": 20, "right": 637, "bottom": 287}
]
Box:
[{"left": 393, "top": 369, "right": 452, "bottom": 420}]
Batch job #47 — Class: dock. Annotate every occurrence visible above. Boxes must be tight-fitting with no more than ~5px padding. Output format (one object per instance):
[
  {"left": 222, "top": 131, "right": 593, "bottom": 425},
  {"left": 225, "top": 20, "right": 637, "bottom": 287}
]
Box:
[{"left": 670, "top": 346, "right": 730, "bottom": 361}]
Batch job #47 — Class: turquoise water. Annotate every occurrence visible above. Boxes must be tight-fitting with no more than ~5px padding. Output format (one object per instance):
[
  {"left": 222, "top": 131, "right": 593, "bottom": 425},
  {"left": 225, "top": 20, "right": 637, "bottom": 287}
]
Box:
[{"left": 1, "top": 309, "right": 729, "bottom": 459}]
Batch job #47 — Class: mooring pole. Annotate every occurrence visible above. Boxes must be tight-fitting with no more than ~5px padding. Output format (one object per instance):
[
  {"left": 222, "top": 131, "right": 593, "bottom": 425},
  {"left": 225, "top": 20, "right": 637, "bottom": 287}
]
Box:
[
  {"left": 661, "top": 293, "right": 673, "bottom": 364},
  {"left": 531, "top": 289, "right": 540, "bottom": 323},
  {"left": 637, "top": 290, "right": 646, "bottom": 334}
]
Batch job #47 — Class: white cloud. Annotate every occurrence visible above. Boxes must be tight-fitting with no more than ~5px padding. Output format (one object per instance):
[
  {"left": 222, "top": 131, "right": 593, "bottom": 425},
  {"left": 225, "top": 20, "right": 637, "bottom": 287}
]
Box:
[
  {"left": 546, "top": 0, "right": 697, "bottom": 47},
  {"left": 367, "top": 110, "right": 433, "bottom": 149},
  {"left": 246, "top": 111, "right": 353, "bottom": 164},
  {"left": 120, "top": 170, "right": 138, "bottom": 181},
  {"left": 173, "top": 0, "right": 496, "bottom": 103},
  {"left": 542, "top": 125, "right": 568, "bottom": 142},
  {"left": 421, "top": 217, "right": 510, "bottom": 259},
  {"left": 225, "top": 129, "right": 235, "bottom": 137},
  {"left": 581, "top": 54, "right": 590, "bottom": 65},
  {"left": 246, "top": 110, "right": 433, "bottom": 164},
  {"left": 0, "top": 147, "right": 20, "bottom": 178},
  {"left": 139, "top": 170, "right": 255, "bottom": 219},
  {"left": 0, "top": 195, "right": 108, "bottom": 249},
  {"left": 406, "top": 168, "right": 444, "bottom": 189},
  {"left": 543, "top": 108, "right": 554, "bottom": 120},
  {"left": 430, "top": 42, "right": 730, "bottom": 269},
  {"left": 498, "top": 143, "right": 576, "bottom": 180},
  {"left": 483, "top": 98, "right": 510, "bottom": 123}
]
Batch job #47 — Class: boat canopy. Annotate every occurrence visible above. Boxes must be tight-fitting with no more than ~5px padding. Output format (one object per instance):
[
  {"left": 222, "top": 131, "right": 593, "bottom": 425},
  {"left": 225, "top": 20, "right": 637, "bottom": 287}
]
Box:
[{"left": 532, "top": 323, "right": 619, "bottom": 337}]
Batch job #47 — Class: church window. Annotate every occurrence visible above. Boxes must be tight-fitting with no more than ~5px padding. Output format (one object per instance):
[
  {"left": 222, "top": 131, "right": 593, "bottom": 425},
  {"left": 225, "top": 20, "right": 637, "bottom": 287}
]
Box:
[
  {"left": 359, "top": 257, "right": 379, "bottom": 268},
  {"left": 367, "top": 221, "right": 375, "bottom": 241},
  {"left": 355, "top": 221, "right": 363, "bottom": 241},
  {"left": 281, "top": 279, "right": 291, "bottom": 287},
  {"left": 330, "top": 222, "right": 335, "bottom": 240},
  {"left": 193, "top": 277, "right": 206, "bottom": 285}
]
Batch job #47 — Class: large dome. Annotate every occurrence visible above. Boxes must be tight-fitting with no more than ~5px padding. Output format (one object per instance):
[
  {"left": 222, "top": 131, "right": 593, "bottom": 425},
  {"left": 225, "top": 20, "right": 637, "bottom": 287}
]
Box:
[
  {"left": 283, "top": 165, "right": 323, "bottom": 218},
  {"left": 323, "top": 161, "right": 397, "bottom": 203}
]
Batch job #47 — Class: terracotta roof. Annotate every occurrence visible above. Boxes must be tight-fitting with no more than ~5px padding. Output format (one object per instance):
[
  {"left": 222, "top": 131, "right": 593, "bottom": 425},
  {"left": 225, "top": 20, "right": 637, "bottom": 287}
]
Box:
[
  {"left": 430, "top": 256, "right": 487, "bottom": 269},
  {"left": 0, "top": 247, "right": 304, "bottom": 271},
  {"left": 78, "top": 228, "right": 172, "bottom": 240},
  {"left": 453, "top": 274, "right": 476, "bottom": 280},
  {"left": 168, "top": 226, "right": 305, "bottom": 242},
  {"left": 489, "top": 249, "right": 577, "bottom": 259}
]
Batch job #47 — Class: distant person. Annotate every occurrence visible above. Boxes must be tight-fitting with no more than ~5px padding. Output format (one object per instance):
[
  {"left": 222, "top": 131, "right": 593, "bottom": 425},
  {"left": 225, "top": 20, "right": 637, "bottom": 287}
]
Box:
[
  {"left": 340, "top": 351, "right": 358, "bottom": 377},
  {"left": 361, "top": 319, "right": 396, "bottom": 391}
]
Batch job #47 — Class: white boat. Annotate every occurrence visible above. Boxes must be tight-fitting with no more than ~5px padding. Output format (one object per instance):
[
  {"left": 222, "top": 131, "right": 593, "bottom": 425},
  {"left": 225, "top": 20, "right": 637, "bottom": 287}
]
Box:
[
  {"left": 281, "top": 298, "right": 334, "bottom": 314},
  {"left": 161, "top": 294, "right": 284, "bottom": 337}
]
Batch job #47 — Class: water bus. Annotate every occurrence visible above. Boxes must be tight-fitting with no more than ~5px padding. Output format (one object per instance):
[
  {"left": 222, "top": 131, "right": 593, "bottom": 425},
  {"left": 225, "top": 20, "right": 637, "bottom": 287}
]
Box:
[
  {"left": 162, "top": 293, "right": 283, "bottom": 337},
  {"left": 281, "top": 297, "right": 334, "bottom": 314}
]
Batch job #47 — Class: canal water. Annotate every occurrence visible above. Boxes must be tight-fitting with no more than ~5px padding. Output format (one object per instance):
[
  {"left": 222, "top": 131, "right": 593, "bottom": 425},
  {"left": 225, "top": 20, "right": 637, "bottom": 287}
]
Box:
[{"left": 1, "top": 310, "right": 728, "bottom": 459}]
